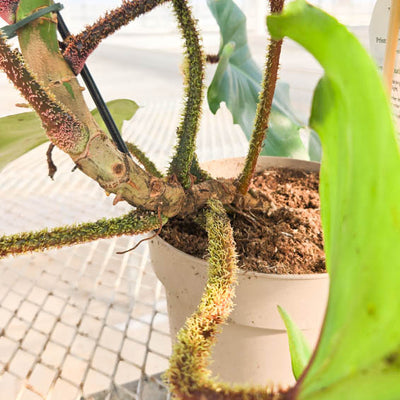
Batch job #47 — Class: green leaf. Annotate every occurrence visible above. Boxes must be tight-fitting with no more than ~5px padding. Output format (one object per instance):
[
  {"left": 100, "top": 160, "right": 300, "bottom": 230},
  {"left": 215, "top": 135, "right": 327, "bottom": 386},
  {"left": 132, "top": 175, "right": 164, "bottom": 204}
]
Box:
[
  {"left": 307, "top": 130, "right": 322, "bottom": 162},
  {"left": 268, "top": 82, "right": 321, "bottom": 160},
  {"left": 206, "top": 0, "right": 320, "bottom": 160},
  {"left": 278, "top": 305, "right": 311, "bottom": 380},
  {"left": 0, "top": 111, "right": 48, "bottom": 171},
  {"left": 268, "top": 1, "right": 400, "bottom": 399},
  {"left": 91, "top": 99, "right": 139, "bottom": 135},
  {"left": 0, "top": 99, "right": 138, "bottom": 171}
]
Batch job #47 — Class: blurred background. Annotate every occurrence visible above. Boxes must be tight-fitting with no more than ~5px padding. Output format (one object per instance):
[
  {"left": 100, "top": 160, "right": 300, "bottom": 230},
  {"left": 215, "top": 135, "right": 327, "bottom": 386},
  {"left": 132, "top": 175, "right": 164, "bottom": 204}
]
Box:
[
  {"left": 1, "top": 0, "right": 376, "bottom": 119},
  {"left": 63, "top": 0, "right": 376, "bottom": 33}
]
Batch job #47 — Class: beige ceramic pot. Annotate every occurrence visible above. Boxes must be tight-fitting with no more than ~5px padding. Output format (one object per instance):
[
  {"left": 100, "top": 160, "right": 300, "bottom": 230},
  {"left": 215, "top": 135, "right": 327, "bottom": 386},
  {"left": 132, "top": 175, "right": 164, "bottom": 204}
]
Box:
[{"left": 149, "top": 157, "right": 329, "bottom": 386}]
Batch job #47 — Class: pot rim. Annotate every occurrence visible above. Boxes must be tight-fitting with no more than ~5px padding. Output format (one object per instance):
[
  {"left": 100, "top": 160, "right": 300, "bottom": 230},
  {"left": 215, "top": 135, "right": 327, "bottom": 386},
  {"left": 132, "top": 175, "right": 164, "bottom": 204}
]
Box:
[
  {"left": 151, "top": 234, "right": 328, "bottom": 281},
  {"left": 152, "top": 155, "right": 327, "bottom": 281},
  {"left": 202, "top": 156, "right": 321, "bottom": 170}
]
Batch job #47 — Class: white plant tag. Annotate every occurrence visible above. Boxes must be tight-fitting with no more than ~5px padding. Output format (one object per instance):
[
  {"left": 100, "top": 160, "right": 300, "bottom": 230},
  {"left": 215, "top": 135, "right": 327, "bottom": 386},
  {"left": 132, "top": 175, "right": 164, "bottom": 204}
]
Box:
[{"left": 370, "top": 0, "right": 400, "bottom": 130}]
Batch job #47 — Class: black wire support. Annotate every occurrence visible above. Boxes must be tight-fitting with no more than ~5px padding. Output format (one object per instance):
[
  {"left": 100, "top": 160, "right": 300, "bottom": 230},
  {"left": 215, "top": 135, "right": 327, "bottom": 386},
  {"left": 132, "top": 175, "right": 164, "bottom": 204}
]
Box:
[{"left": 56, "top": 11, "right": 131, "bottom": 156}]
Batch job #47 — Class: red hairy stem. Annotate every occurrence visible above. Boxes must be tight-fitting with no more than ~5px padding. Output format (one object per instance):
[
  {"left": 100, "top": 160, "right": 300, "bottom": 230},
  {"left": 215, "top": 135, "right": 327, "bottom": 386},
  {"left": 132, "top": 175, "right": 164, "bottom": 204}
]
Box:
[
  {"left": 63, "top": 0, "right": 169, "bottom": 74},
  {"left": 0, "top": 33, "right": 88, "bottom": 154},
  {"left": 270, "top": 0, "right": 285, "bottom": 13},
  {"left": 237, "top": 0, "right": 285, "bottom": 194},
  {"left": 0, "top": 0, "right": 19, "bottom": 23}
]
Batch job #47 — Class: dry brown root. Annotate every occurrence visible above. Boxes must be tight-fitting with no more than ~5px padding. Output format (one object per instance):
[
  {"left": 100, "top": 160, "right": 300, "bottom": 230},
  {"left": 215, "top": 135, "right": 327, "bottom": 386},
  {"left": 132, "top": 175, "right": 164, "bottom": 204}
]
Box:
[{"left": 179, "top": 178, "right": 273, "bottom": 217}]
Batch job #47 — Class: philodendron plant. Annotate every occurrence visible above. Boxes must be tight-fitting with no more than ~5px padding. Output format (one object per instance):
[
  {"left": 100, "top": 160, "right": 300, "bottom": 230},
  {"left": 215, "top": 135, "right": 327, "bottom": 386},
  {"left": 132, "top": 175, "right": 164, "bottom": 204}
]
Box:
[{"left": 0, "top": 1, "right": 399, "bottom": 400}]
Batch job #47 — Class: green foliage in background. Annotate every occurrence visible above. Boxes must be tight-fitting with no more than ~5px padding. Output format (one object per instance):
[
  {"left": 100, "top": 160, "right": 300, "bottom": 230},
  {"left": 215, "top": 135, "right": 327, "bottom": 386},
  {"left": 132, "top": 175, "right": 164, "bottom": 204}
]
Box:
[
  {"left": 0, "top": 99, "right": 138, "bottom": 171},
  {"left": 207, "top": 0, "right": 321, "bottom": 161},
  {"left": 0, "top": 110, "right": 48, "bottom": 171},
  {"left": 90, "top": 99, "right": 138, "bottom": 138}
]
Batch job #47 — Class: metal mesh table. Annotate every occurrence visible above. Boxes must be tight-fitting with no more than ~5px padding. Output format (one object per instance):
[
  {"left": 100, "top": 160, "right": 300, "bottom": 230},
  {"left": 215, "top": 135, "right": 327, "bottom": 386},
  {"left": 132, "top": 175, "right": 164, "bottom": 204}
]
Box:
[{"left": 0, "top": 102, "right": 248, "bottom": 399}]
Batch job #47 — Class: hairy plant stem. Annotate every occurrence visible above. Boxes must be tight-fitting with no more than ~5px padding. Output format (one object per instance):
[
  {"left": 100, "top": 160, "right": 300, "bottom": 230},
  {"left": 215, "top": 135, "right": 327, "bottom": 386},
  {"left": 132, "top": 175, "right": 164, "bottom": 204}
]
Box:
[
  {"left": 167, "top": 199, "right": 238, "bottom": 394},
  {"left": 0, "top": 211, "right": 166, "bottom": 259},
  {"left": 190, "top": 153, "right": 211, "bottom": 182},
  {"left": 126, "top": 141, "right": 163, "bottom": 178},
  {"left": 238, "top": 0, "right": 285, "bottom": 194},
  {"left": 167, "top": 200, "right": 289, "bottom": 400},
  {"left": 63, "top": 0, "right": 170, "bottom": 74},
  {"left": 0, "top": 0, "right": 19, "bottom": 23},
  {"left": 168, "top": 0, "right": 205, "bottom": 188},
  {"left": 0, "top": 31, "right": 88, "bottom": 154}
]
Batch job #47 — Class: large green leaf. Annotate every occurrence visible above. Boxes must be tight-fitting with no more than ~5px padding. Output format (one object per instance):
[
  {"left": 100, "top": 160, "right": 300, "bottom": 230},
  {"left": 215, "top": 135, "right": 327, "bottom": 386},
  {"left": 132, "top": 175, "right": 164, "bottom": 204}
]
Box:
[
  {"left": 268, "top": 1, "right": 400, "bottom": 399},
  {"left": 206, "top": 0, "right": 321, "bottom": 160},
  {"left": 0, "top": 99, "right": 138, "bottom": 171}
]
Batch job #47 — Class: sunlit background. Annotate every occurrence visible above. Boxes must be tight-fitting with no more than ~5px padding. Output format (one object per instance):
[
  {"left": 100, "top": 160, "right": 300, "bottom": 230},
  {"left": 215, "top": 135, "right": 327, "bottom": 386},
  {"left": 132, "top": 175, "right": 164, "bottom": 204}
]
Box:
[{"left": 63, "top": 0, "right": 376, "bottom": 32}]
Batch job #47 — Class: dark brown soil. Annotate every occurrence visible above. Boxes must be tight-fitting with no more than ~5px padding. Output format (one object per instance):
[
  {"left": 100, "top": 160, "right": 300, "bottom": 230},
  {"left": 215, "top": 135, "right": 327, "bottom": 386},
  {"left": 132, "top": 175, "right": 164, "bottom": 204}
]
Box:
[{"left": 160, "top": 168, "right": 326, "bottom": 274}]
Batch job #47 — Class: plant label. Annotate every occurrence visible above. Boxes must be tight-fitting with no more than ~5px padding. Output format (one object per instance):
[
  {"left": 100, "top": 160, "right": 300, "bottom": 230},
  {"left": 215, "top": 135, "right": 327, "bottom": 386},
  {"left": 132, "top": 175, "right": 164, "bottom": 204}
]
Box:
[{"left": 370, "top": 0, "right": 400, "bottom": 131}]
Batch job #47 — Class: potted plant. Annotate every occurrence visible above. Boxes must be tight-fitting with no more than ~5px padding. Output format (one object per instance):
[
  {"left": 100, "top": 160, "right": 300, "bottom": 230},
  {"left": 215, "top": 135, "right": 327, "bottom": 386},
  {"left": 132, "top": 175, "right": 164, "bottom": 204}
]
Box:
[
  {"left": 0, "top": 0, "right": 329, "bottom": 386},
  {"left": 145, "top": 0, "right": 328, "bottom": 385},
  {"left": 0, "top": 0, "right": 399, "bottom": 398}
]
